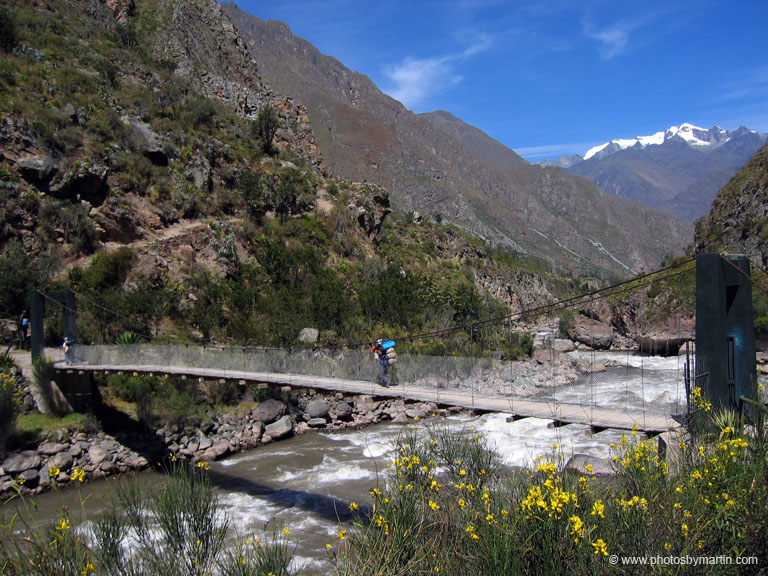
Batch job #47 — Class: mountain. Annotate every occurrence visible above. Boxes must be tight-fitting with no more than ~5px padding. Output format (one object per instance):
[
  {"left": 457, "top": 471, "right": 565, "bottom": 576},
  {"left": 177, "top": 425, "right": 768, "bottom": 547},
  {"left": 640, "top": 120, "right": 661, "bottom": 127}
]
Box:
[
  {"left": 223, "top": 4, "right": 692, "bottom": 278},
  {"left": 695, "top": 143, "right": 768, "bottom": 269},
  {"left": 541, "top": 124, "right": 767, "bottom": 222},
  {"left": 0, "top": 0, "right": 560, "bottom": 348}
]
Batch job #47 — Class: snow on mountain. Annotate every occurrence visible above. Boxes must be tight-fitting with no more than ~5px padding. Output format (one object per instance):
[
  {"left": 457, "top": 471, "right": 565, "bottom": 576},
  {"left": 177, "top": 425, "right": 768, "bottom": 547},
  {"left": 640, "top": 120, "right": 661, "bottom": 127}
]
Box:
[{"left": 583, "top": 123, "right": 731, "bottom": 160}]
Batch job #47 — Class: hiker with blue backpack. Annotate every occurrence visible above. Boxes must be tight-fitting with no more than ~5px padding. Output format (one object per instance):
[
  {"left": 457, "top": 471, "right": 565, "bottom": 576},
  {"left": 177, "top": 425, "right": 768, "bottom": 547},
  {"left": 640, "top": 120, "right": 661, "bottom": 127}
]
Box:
[{"left": 371, "top": 339, "right": 397, "bottom": 387}]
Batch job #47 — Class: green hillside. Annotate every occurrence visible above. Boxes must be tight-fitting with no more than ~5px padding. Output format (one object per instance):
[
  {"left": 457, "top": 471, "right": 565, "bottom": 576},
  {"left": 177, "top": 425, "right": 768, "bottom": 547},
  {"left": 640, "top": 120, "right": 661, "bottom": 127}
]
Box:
[{"left": 0, "top": 0, "right": 555, "bottom": 356}]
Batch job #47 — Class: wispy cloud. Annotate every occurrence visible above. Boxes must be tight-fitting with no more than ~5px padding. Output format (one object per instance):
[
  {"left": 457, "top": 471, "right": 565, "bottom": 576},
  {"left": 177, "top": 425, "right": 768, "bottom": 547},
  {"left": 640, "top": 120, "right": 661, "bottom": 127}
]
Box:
[
  {"left": 722, "top": 67, "right": 768, "bottom": 101},
  {"left": 582, "top": 20, "right": 633, "bottom": 60},
  {"left": 585, "top": 24, "right": 629, "bottom": 60},
  {"left": 383, "top": 33, "right": 493, "bottom": 109},
  {"left": 513, "top": 142, "right": 597, "bottom": 160}
]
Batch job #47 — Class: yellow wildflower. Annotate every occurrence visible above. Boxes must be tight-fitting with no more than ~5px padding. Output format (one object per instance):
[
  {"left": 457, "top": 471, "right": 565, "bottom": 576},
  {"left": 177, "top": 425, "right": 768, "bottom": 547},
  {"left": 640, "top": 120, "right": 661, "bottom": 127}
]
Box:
[
  {"left": 81, "top": 562, "right": 96, "bottom": 575},
  {"left": 337, "top": 530, "right": 347, "bottom": 540},
  {"left": 282, "top": 528, "right": 291, "bottom": 535},
  {"left": 48, "top": 466, "right": 61, "bottom": 479},
  {"left": 428, "top": 500, "right": 440, "bottom": 511},
  {"left": 349, "top": 502, "right": 359, "bottom": 511},
  {"left": 56, "top": 517, "right": 71, "bottom": 531},
  {"left": 71, "top": 468, "right": 86, "bottom": 483},
  {"left": 591, "top": 500, "right": 605, "bottom": 519},
  {"left": 592, "top": 539, "right": 608, "bottom": 556}
]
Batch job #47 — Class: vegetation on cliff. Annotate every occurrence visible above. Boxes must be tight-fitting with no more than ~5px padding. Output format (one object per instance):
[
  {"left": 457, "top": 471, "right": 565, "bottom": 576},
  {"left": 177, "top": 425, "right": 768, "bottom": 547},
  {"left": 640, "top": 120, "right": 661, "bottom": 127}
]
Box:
[{"left": 0, "top": 0, "right": 557, "bottom": 357}]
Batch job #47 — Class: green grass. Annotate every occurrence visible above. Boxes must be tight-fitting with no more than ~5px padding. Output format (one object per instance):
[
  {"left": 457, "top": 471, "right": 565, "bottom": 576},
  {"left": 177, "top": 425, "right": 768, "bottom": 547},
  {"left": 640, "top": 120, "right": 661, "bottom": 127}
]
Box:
[{"left": 15, "top": 412, "right": 86, "bottom": 435}]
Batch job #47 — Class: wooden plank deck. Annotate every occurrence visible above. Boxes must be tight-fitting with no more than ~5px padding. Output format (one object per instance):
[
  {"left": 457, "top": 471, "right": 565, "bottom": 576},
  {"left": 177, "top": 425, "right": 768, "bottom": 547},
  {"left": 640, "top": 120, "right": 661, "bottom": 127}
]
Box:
[{"left": 61, "top": 362, "right": 681, "bottom": 434}]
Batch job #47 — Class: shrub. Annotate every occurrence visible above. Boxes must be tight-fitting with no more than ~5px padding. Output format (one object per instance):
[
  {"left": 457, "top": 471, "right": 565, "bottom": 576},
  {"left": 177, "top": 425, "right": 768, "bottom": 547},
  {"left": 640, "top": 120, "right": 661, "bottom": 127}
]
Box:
[
  {"left": 0, "top": 372, "right": 20, "bottom": 449},
  {"left": 253, "top": 105, "right": 279, "bottom": 155},
  {"left": 0, "top": 7, "right": 17, "bottom": 53},
  {"left": 335, "top": 412, "right": 768, "bottom": 575}
]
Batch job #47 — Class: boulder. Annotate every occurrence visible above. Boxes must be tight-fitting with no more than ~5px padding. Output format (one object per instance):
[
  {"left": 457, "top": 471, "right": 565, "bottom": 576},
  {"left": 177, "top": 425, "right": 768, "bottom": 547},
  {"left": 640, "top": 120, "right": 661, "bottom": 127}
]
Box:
[
  {"left": 567, "top": 314, "right": 615, "bottom": 350},
  {"left": 50, "top": 452, "right": 74, "bottom": 472},
  {"left": 264, "top": 415, "right": 293, "bottom": 440},
  {"left": 298, "top": 328, "right": 319, "bottom": 344},
  {"left": 18, "top": 154, "right": 58, "bottom": 186},
  {"left": 305, "top": 398, "right": 330, "bottom": 419},
  {"left": 330, "top": 401, "right": 353, "bottom": 420},
  {"left": 564, "top": 454, "right": 615, "bottom": 476},
  {"left": 3, "top": 451, "right": 42, "bottom": 474},
  {"left": 636, "top": 334, "right": 688, "bottom": 357},
  {"left": 307, "top": 417, "right": 327, "bottom": 428},
  {"left": 87, "top": 446, "right": 110, "bottom": 467},
  {"left": 37, "top": 442, "right": 68, "bottom": 456},
  {"left": 253, "top": 399, "right": 287, "bottom": 424},
  {"left": 122, "top": 115, "right": 168, "bottom": 165}
]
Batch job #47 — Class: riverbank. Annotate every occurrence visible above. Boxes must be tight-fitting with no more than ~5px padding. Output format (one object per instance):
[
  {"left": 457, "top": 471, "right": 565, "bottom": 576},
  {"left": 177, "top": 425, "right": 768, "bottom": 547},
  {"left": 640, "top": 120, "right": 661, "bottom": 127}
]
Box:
[{"left": 0, "top": 385, "right": 453, "bottom": 499}]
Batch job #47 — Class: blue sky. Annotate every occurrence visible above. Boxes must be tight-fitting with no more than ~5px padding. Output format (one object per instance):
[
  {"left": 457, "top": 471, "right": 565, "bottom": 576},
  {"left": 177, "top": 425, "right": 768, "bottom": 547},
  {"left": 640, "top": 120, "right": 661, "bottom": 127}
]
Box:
[{"left": 227, "top": 0, "right": 768, "bottom": 161}]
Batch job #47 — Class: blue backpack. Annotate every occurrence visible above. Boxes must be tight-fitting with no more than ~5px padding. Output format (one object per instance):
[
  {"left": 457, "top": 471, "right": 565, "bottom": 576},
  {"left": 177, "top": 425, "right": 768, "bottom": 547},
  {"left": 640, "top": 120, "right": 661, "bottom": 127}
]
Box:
[{"left": 380, "top": 340, "right": 396, "bottom": 351}]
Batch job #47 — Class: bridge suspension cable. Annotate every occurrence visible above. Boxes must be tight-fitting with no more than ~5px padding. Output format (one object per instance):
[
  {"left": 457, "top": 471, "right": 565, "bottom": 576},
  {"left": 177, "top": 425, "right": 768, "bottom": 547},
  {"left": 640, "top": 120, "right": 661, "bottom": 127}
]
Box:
[{"left": 359, "top": 256, "right": 696, "bottom": 349}]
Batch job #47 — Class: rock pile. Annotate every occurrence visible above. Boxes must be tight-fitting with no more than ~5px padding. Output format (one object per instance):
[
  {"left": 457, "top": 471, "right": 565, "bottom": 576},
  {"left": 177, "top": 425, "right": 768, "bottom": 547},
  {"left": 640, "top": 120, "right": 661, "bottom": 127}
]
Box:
[
  {"left": 0, "top": 432, "right": 149, "bottom": 494},
  {"left": 0, "top": 390, "right": 446, "bottom": 498}
]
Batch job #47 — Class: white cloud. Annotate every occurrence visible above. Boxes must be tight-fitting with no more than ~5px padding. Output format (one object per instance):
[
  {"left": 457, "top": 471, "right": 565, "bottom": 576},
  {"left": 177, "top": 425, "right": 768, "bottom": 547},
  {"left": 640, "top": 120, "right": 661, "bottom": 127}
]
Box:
[
  {"left": 383, "top": 34, "right": 493, "bottom": 110},
  {"left": 586, "top": 25, "right": 629, "bottom": 59},
  {"left": 514, "top": 142, "right": 597, "bottom": 160}
]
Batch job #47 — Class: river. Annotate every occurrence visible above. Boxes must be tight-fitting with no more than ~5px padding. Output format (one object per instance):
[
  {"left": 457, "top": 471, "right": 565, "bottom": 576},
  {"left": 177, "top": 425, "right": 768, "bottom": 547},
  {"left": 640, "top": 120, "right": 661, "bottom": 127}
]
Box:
[{"left": 3, "top": 351, "right": 688, "bottom": 574}]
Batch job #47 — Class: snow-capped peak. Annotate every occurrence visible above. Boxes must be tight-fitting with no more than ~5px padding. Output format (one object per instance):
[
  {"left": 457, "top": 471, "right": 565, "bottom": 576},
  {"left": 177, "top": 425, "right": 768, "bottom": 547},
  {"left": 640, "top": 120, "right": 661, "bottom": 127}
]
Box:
[{"left": 583, "top": 123, "right": 729, "bottom": 161}]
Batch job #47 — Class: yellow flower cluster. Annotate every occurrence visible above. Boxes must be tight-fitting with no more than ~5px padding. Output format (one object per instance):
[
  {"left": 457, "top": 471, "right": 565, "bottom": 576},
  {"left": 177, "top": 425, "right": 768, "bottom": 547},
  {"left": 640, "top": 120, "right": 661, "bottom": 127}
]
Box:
[{"left": 520, "top": 461, "right": 578, "bottom": 520}]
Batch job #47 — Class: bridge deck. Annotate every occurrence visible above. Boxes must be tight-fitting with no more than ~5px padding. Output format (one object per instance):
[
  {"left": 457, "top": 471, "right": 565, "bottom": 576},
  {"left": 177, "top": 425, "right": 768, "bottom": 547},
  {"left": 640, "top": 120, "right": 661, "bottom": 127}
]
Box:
[{"left": 62, "top": 361, "right": 681, "bottom": 434}]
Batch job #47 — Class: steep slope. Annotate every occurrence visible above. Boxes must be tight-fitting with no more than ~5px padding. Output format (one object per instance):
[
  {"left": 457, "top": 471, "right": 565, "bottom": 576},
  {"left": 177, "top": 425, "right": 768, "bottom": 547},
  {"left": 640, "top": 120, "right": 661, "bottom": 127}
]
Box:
[
  {"left": 695, "top": 143, "right": 768, "bottom": 268},
  {"left": 0, "top": 0, "right": 558, "bottom": 350},
  {"left": 223, "top": 4, "right": 692, "bottom": 278}
]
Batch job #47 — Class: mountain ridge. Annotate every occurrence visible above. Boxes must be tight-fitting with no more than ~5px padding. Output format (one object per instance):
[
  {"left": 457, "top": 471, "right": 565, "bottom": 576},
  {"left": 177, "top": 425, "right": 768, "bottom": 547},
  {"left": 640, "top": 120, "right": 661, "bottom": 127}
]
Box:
[
  {"left": 223, "top": 2, "right": 692, "bottom": 278},
  {"left": 537, "top": 124, "right": 767, "bottom": 222}
]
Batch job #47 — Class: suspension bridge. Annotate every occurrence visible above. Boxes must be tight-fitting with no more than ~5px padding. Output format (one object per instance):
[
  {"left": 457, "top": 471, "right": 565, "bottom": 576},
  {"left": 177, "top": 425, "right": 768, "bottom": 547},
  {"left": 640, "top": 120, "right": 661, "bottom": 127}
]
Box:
[
  {"left": 38, "top": 254, "right": 765, "bottom": 436},
  {"left": 61, "top": 343, "right": 684, "bottom": 434}
]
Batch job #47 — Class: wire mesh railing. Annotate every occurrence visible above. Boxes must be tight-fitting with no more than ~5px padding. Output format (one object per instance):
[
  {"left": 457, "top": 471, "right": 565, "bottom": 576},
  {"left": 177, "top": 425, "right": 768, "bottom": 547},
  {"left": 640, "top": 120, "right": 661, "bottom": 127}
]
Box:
[{"left": 71, "top": 343, "right": 688, "bottom": 428}]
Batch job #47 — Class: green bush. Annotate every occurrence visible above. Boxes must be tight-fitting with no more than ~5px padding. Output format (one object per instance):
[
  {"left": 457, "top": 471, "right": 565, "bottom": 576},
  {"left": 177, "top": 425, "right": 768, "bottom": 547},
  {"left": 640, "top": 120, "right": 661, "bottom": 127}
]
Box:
[
  {"left": 0, "top": 7, "right": 17, "bottom": 53},
  {"left": 0, "top": 372, "right": 20, "bottom": 449},
  {"left": 335, "top": 414, "right": 768, "bottom": 575},
  {"left": 253, "top": 105, "right": 279, "bottom": 155}
]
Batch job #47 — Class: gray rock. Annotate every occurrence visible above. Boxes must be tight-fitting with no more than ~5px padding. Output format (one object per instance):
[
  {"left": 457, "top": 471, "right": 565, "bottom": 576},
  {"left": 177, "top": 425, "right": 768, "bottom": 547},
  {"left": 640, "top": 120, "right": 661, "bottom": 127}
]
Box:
[
  {"left": 18, "top": 154, "right": 58, "bottom": 185},
  {"left": 212, "top": 440, "right": 230, "bottom": 458},
  {"left": 122, "top": 116, "right": 168, "bottom": 165},
  {"left": 253, "top": 399, "right": 287, "bottom": 424},
  {"left": 567, "top": 314, "right": 615, "bottom": 350},
  {"left": 50, "top": 452, "right": 74, "bottom": 472},
  {"left": 305, "top": 398, "right": 330, "bottom": 419},
  {"left": 124, "top": 455, "right": 148, "bottom": 470},
  {"left": 250, "top": 421, "right": 263, "bottom": 438},
  {"left": 198, "top": 436, "right": 213, "bottom": 451},
  {"left": 331, "top": 401, "right": 353, "bottom": 420},
  {"left": 88, "top": 446, "right": 110, "bottom": 467},
  {"left": 298, "top": 328, "right": 319, "bottom": 344},
  {"left": 307, "top": 418, "right": 327, "bottom": 428},
  {"left": 564, "top": 454, "right": 615, "bottom": 476},
  {"left": 264, "top": 415, "right": 293, "bottom": 440},
  {"left": 19, "top": 469, "right": 40, "bottom": 486},
  {"left": 37, "top": 442, "right": 68, "bottom": 456},
  {"left": 391, "top": 413, "right": 409, "bottom": 424},
  {"left": 3, "top": 451, "right": 42, "bottom": 474}
]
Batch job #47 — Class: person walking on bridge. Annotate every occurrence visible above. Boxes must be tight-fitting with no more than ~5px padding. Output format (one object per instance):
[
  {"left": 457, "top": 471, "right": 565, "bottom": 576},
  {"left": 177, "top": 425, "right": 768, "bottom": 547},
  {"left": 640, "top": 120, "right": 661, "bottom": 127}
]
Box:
[{"left": 371, "top": 339, "right": 391, "bottom": 387}]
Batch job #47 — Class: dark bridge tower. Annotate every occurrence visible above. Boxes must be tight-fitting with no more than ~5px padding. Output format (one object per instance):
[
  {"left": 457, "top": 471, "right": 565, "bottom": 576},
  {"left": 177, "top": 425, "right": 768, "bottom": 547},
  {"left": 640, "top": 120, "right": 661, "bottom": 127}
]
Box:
[
  {"left": 695, "top": 254, "right": 757, "bottom": 414},
  {"left": 29, "top": 289, "right": 77, "bottom": 361}
]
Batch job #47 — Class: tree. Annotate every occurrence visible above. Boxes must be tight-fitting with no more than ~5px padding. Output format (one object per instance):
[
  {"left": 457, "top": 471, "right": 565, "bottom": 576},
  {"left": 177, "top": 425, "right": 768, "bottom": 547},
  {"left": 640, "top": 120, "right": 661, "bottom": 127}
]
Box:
[
  {"left": 0, "top": 7, "right": 17, "bottom": 53},
  {"left": 253, "top": 105, "right": 279, "bottom": 155},
  {"left": 0, "top": 240, "right": 34, "bottom": 318}
]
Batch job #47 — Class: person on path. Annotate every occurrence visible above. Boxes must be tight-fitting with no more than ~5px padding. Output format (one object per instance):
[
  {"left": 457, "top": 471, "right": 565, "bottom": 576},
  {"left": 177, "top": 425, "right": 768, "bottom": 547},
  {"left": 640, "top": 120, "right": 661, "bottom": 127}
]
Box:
[{"left": 371, "top": 339, "right": 390, "bottom": 387}]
